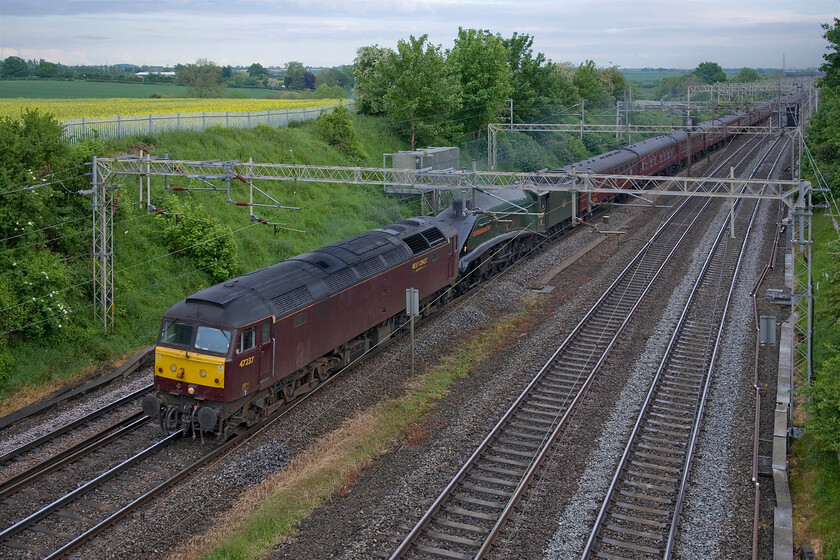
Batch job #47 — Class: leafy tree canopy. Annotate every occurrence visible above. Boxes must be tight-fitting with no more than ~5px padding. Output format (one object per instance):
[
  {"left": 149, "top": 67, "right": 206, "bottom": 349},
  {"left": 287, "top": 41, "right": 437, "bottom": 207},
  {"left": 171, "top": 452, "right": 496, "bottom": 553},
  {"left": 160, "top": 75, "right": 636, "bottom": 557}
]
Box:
[
  {"left": 247, "top": 62, "right": 268, "bottom": 78},
  {"left": 284, "top": 61, "right": 306, "bottom": 90},
  {"left": 316, "top": 105, "right": 364, "bottom": 158},
  {"left": 448, "top": 27, "right": 512, "bottom": 139},
  {"left": 175, "top": 59, "right": 226, "bottom": 98},
  {"left": 503, "top": 32, "right": 574, "bottom": 121},
  {"left": 1, "top": 56, "right": 28, "bottom": 78},
  {"left": 379, "top": 34, "right": 462, "bottom": 148},
  {"left": 735, "top": 67, "right": 760, "bottom": 83},
  {"left": 820, "top": 17, "right": 840, "bottom": 88},
  {"left": 353, "top": 45, "right": 391, "bottom": 115},
  {"left": 303, "top": 70, "right": 316, "bottom": 90},
  {"left": 694, "top": 61, "right": 727, "bottom": 84},
  {"left": 35, "top": 61, "right": 59, "bottom": 79}
]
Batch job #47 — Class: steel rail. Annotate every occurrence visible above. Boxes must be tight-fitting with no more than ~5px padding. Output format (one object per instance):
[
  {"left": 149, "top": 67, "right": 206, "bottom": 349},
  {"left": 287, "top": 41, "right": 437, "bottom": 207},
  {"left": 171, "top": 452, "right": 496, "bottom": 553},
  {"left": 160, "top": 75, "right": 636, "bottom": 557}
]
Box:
[
  {"left": 0, "top": 384, "right": 153, "bottom": 467},
  {"left": 390, "top": 136, "right": 769, "bottom": 560},
  {"left": 0, "top": 432, "right": 180, "bottom": 543},
  {"left": 0, "top": 413, "right": 148, "bottom": 500},
  {"left": 581, "top": 134, "right": 789, "bottom": 559}
]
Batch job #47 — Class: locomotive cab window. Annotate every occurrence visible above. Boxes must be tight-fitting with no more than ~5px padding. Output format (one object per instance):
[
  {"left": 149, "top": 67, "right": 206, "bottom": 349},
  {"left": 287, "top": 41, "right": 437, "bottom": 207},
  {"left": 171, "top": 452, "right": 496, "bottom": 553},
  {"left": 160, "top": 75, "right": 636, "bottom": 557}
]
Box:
[
  {"left": 194, "top": 325, "right": 232, "bottom": 354},
  {"left": 261, "top": 320, "right": 271, "bottom": 344},
  {"left": 237, "top": 327, "right": 256, "bottom": 354},
  {"left": 160, "top": 320, "right": 193, "bottom": 347}
]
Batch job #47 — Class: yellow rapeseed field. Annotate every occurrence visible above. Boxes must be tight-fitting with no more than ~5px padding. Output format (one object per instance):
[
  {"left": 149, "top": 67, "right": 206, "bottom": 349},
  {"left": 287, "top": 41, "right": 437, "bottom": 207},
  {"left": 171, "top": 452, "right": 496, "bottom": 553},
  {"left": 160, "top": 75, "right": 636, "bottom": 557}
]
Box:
[{"left": 0, "top": 98, "right": 342, "bottom": 120}]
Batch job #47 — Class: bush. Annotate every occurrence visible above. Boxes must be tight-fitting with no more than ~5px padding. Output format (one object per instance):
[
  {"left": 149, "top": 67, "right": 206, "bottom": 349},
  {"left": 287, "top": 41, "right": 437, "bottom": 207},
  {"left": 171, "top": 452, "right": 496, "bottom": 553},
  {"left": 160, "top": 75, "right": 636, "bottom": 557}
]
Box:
[
  {"left": 0, "top": 249, "right": 72, "bottom": 338},
  {"left": 157, "top": 196, "right": 238, "bottom": 283},
  {"left": 315, "top": 106, "right": 364, "bottom": 159}
]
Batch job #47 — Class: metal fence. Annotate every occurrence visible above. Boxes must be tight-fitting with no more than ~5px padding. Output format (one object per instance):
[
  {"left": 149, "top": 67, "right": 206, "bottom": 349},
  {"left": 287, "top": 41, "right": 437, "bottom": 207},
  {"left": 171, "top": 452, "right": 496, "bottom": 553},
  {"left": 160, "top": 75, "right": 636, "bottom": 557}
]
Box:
[{"left": 60, "top": 100, "right": 352, "bottom": 143}]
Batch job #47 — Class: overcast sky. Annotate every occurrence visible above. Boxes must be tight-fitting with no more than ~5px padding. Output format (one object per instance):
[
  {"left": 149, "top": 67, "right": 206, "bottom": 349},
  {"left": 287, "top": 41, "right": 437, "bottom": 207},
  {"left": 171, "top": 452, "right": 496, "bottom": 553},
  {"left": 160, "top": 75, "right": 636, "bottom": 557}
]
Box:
[{"left": 0, "top": 0, "right": 836, "bottom": 70}]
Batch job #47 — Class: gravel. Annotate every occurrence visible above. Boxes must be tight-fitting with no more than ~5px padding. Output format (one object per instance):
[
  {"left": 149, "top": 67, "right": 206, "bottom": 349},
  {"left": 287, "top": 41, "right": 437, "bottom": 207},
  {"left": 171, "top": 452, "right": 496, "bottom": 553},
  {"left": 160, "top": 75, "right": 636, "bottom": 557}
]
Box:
[{"left": 540, "top": 200, "right": 731, "bottom": 559}]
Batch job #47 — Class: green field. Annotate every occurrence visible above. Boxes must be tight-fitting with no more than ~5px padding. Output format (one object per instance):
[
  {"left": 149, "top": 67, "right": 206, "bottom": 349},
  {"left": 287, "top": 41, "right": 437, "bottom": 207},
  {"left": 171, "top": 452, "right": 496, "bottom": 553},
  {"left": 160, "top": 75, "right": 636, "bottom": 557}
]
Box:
[
  {"left": 620, "top": 69, "right": 691, "bottom": 85},
  {"left": 0, "top": 79, "right": 280, "bottom": 99}
]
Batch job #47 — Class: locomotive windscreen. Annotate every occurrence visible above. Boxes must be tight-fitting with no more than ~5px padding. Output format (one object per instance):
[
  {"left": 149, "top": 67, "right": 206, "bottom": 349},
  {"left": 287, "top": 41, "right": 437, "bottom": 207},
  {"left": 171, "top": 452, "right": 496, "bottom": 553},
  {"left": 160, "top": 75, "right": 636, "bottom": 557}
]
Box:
[{"left": 159, "top": 319, "right": 232, "bottom": 355}]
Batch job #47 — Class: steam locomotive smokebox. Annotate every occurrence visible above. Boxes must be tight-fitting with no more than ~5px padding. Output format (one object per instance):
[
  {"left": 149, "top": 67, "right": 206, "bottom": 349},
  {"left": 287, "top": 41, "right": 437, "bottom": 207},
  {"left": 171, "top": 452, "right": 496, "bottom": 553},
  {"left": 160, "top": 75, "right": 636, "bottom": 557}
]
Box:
[{"left": 392, "top": 147, "right": 460, "bottom": 185}]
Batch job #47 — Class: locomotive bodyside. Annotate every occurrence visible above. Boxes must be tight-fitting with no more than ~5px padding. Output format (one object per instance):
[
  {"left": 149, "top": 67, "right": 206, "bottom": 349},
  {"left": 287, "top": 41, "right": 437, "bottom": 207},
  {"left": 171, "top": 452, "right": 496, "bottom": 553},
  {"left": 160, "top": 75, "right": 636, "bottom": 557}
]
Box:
[{"left": 145, "top": 217, "right": 459, "bottom": 436}]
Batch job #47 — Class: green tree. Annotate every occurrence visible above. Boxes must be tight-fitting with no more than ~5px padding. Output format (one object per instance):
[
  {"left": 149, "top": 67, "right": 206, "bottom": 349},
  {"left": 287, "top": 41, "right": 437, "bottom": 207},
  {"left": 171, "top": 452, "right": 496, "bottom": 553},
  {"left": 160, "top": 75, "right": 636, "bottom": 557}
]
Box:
[
  {"left": 284, "top": 61, "right": 306, "bottom": 90},
  {"left": 303, "top": 71, "right": 316, "bottom": 90},
  {"left": 448, "top": 28, "right": 512, "bottom": 139},
  {"left": 378, "top": 35, "right": 462, "bottom": 148},
  {"left": 503, "top": 32, "right": 571, "bottom": 121},
  {"left": 819, "top": 18, "right": 840, "bottom": 88},
  {"left": 313, "top": 83, "right": 347, "bottom": 99},
  {"left": 353, "top": 45, "right": 390, "bottom": 114},
  {"left": 573, "top": 60, "right": 609, "bottom": 106},
  {"left": 694, "top": 61, "right": 727, "bottom": 84},
  {"left": 175, "top": 59, "right": 226, "bottom": 97},
  {"left": 735, "top": 67, "right": 760, "bottom": 83},
  {"left": 247, "top": 63, "right": 268, "bottom": 79},
  {"left": 1, "top": 56, "right": 28, "bottom": 78},
  {"left": 315, "top": 68, "right": 344, "bottom": 87},
  {"left": 35, "top": 61, "right": 59, "bottom": 78},
  {"left": 655, "top": 72, "right": 701, "bottom": 99}
]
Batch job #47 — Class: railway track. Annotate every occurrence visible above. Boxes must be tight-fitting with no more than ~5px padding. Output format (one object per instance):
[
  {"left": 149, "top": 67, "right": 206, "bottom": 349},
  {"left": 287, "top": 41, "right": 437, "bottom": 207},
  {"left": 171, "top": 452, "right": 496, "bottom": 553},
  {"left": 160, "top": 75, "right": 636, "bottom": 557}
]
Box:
[
  {"left": 0, "top": 426, "right": 244, "bottom": 560},
  {"left": 580, "top": 135, "right": 791, "bottom": 560},
  {"left": 0, "top": 384, "right": 154, "bottom": 470},
  {"left": 389, "top": 135, "right": 772, "bottom": 560}
]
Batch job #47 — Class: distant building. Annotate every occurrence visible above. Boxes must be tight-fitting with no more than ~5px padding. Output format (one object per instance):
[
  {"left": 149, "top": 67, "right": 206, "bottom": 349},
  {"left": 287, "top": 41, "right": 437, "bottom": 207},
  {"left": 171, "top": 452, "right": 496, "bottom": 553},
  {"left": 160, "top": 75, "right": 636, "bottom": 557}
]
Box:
[{"left": 135, "top": 71, "right": 176, "bottom": 78}]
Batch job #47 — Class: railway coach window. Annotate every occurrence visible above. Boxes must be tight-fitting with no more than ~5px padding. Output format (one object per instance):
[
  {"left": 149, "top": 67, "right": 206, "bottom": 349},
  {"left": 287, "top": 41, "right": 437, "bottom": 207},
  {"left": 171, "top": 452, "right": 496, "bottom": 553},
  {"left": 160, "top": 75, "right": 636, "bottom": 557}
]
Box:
[
  {"left": 194, "top": 326, "right": 232, "bottom": 354},
  {"left": 237, "top": 327, "right": 256, "bottom": 354}
]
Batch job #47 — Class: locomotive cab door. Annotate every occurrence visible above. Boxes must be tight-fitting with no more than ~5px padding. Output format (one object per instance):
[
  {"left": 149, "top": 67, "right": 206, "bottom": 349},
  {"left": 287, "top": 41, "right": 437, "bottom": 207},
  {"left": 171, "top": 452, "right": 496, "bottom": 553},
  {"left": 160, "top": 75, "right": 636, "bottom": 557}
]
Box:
[{"left": 258, "top": 319, "right": 274, "bottom": 386}]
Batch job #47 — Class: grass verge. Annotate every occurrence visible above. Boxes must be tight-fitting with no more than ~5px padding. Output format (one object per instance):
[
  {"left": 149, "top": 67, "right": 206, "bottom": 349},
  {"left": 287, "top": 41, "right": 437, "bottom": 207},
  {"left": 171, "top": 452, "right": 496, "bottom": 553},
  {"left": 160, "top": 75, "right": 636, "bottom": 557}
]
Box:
[
  {"left": 789, "top": 210, "right": 840, "bottom": 559},
  {"left": 169, "top": 301, "right": 536, "bottom": 560},
  {"left": 790, "top": 433, "right": 840, "bottom": 559}
]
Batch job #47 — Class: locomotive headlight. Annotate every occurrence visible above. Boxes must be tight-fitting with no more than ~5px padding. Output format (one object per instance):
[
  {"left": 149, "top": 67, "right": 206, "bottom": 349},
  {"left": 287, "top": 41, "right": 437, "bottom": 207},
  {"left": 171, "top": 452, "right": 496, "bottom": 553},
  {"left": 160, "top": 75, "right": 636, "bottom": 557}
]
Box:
[
  {"left": 188, "top": 386, "right": 195, "bottom": 395},
  {"left": 199, "top": 369, "right": 207, "bottom": 378},
  {"left": 170, "top": 364, "right": 176, "bottom": 372}
]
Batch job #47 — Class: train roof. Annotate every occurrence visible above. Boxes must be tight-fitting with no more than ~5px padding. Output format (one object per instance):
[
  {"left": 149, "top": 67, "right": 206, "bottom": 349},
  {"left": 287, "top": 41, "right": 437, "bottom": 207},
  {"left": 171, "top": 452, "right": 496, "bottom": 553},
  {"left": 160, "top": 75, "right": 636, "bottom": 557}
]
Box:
[{"left": 163, "top": 216, "right": 457, "bottom": 328}]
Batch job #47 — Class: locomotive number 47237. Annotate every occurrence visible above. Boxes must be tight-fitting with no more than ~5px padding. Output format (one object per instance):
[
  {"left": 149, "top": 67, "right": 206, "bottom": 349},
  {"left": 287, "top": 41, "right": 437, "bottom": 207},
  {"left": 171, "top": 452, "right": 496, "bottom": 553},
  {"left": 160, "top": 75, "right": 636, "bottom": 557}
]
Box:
[{"left": 239, "top": 356, "right": 255, "bottom": 367}]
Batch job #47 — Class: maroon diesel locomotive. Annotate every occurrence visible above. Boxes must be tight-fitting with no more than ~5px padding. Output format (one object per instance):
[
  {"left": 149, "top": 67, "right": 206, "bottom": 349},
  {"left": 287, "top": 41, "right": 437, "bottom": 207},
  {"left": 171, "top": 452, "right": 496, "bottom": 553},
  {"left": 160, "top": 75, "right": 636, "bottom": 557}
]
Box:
[{"left": 143, "top": 216, "right": 459, "bottom": 438}]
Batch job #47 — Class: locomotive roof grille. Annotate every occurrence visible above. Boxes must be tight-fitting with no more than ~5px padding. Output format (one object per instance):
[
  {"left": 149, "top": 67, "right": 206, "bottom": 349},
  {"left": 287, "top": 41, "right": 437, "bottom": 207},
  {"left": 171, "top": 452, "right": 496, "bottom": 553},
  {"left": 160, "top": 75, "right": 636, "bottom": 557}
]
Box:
[
  {"left": 323, "top": 267, "right": 358, "bottom": 293},
  {"left": 382, "top": 246, "right": 409, "bottom": 267},
  {"left": 420, "top": 227, "right": 446, "bottom": 247},
  {"left": 271, "top": 285, "right": 314, "bottom": 316},
  {"left": 403, "top": 233, "right": 431, "bottom": 255},
  {"left": 354, "top": 256, "right": 385, "bottom": 279}
]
